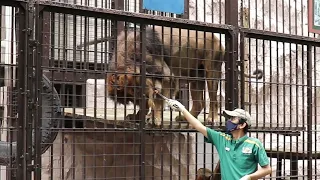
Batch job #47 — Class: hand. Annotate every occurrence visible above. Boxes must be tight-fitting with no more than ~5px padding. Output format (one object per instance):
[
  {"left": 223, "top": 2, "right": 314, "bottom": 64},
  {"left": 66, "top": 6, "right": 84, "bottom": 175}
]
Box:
[
  {"left": 239, "top": 175, "right": 251, "bottom": 180},
  {"left": 166, "top": 99, "right": 186, "bottom": 112}
]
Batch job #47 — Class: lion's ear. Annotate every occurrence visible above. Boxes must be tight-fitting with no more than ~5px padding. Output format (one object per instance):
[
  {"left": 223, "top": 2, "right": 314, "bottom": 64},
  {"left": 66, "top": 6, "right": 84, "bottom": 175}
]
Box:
[{"left": 118, "top": 74, "right": 134, "bottom": 87}]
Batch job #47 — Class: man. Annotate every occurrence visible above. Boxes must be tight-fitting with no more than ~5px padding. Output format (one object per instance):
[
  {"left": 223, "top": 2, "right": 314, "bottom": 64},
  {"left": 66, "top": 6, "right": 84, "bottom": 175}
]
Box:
[{"left": 166, "top": 99, "right": 272, "bottom": 180}]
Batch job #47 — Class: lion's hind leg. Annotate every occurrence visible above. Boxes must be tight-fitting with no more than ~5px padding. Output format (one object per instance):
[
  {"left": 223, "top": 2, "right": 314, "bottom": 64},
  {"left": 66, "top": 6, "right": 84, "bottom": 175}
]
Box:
[
  {"left": 175, "top": 80, "right": 205, "bottom": 124},
  {"left": 206, "top": 69, "right": 221, "bottom": 125}
]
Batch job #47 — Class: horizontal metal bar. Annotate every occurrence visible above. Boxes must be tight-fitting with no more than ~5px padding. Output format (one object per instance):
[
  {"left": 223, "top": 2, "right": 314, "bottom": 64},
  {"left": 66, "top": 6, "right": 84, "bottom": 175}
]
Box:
[
  {"left": 60, "top": 121, "right": 304, "bottom": 136},
  {"left": 37, "top": 0, "right": 233, "bottom": 33},
  {"left": 0, "top": 0, "right": 25, "bottom": 7},
  {"left": 57, "top": 127, "right": 302, "bottom": 136},
  {"left": 267, "top": 150, "right": 320, "bottom": 160},
  {"left": 64, "top": 111, "right": 305, "bottom": 136},
  {"left": 44, "top": 71, "right": 105, "bottom": 83},
  {"left": 241, "top": 28, "right": 320, "bottom": 46},
  {"left": 58, "top": 128, "right": 140, "bottom": 133},
  {"left": 144, "top": 127, "right": 303, "bottom": 136}
]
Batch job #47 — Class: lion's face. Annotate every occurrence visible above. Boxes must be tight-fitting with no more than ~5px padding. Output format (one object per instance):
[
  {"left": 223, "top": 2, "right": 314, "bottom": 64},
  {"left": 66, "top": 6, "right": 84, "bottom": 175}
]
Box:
[{"left": 107, "top": 72, "right": 138, "bottom": 105}]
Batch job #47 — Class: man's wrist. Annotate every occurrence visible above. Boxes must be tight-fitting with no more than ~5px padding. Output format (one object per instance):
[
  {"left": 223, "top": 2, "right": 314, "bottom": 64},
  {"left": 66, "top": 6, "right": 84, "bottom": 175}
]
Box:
[
  {"left": 180, "top": 107, "right": 187, "bottom": 113},
  {"left": 240, "top": 174, "right": 252, "bottom": 180}
]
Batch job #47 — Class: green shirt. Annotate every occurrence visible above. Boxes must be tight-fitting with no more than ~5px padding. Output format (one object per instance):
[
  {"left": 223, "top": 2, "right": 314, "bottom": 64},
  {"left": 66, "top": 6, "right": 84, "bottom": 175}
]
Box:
[{"left": 205, "top": 127, "right": 269, "bottom": 180}]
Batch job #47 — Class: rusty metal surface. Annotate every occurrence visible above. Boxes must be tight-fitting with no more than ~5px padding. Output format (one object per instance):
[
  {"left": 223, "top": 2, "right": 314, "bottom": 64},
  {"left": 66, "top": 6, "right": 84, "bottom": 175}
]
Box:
[
  {"left": 36, "top": 0, "right": 233, "bottom": 33},
  {"left": 1, "top": 0, "right": 320, "bottom": 179},
  {"left": 16, "top": 4, "right": 27, "bottom": 180},
  {"left": 224, "top": 0, "right": 239, "bottom": 111},
  {"left": 0, "top": 0, "right": 26, "bottom": 7}
]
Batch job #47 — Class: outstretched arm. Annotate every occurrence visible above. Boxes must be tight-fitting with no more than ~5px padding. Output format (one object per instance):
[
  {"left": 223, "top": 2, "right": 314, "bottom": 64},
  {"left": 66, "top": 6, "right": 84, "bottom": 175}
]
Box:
[
  {"left": 180, "top": 108, "right": 208, "bottom": 137},
  {"left": 165, "top": 99, "right": 208, "bottom": 137}
]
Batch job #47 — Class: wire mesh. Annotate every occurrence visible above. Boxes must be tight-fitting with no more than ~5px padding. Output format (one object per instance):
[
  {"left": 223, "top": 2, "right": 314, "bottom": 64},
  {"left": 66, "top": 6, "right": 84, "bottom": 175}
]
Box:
[{"left": 0, "top": 0, "right": 319, "bottom": 180}]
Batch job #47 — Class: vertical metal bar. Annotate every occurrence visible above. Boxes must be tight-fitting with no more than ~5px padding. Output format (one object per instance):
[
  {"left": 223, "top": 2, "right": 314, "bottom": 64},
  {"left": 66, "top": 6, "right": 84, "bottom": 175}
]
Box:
[
  {"left": 203, "top": 0, "right": 206, "bottom": 22},
  {"left": 183, "top": 0, "right": 189, "bottom": 19},
  {"left": 93, "top": 8, "right": 98, "bottom": 178},
  {"left": 301, "top": 45, "right": 306, "bottom": 179},
  {"left": 16, "top": 4, "right": 27, "bottom": 180},
  {"left": 239, "top": 0, "right": 245, "bottom": 110},
  {"left": 282, "top": 0, "right": 284, "bottom": 33},
  {"left": 276, "top": 41, "right": 280, "bottom": 180},
  {"left": 306, "top": 44, "right": 312, "bottom": 180},
  {"left": 301, "top": 0, "right": 304, "bottom": 36},
  {"left": 219, "top": 0, "right": 222, "bottom": 24},
  {"left": 26, "top": 1, "right": 35, "bottom": 179},
  {"left": 72, "top": 6, "right": 77, "bottom": 180},
  {"left": 314, "top": 41, "right": 318, "bottom": 179},
  {"left": 269, "top": 36, "right": 273, "bottom": 171},
  {"left": 60, "top": 11, "right": 66, "bottom": 180},
  {"left": 276, "top": 0, "right": 278, "bottom": 32},
  {"left": 115, "top": 0, "right": 124, "bottom": 34},
  {"left": 7, "top": 6, "right": 17, "bottom": 180},
  {"left": 268, "top": 0, "right": 271, "bottom": 31},
  {"left": 225, "top": 31, "right": 237, "bottom": 110},
  {"left": 295, "top": 43, "right": 299, "bottom": 179},
  {"left": 195, "top": 0, "right": 198, "bottom": 20},
  {"left": 289, "top": 41, "right": 295, "bottom": 178},
  {"left": 255, "top": 0, "right": 257, "bottom": 29},
  {"left": 83, "top": 4, "right": 89, "bottom": 177},
  {"left": 282, "top": 43, "right": 286, "bottom": 177},
  {"left": 179, "top": 0, "right": 190, "bottom": 109},
  {"left": 34, "top": 5, "right": 43, "bottom": 180},
  {"left": 103, "top": 1, "right": 109, "bottom": 178},
  {"left": 49, "top": 10, "right": 55, "bottom": 180},
  {"left": 139, "top": 23, "right": 146, "bottom": 180},
  {"left": 225, "top": 0, "right": 238, "bottom": 110},
  {"left": 239, "top": 31, "right": 245, "bottom": 109}
]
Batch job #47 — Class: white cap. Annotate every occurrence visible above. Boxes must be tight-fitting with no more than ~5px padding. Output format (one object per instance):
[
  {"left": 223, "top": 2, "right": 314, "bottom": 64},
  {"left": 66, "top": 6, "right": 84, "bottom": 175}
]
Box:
[{"left": 223, "top": 108, "right": 252, "bottom": 126}]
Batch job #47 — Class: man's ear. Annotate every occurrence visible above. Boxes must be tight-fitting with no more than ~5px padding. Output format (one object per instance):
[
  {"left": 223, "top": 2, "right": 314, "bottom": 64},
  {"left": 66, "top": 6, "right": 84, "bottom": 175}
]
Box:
[{"left": 239, "top": 122, "right": 247, "bottom": 129}]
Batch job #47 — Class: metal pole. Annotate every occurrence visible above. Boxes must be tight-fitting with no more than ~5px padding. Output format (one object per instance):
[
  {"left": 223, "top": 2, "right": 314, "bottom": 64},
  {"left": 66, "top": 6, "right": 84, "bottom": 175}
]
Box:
[
  {"left": 139, "top": 23, "right": 147, "bottom": 180},
  {"left": 306, "top": 44, "right": 313, "bottom": 180},
  {"left": 225, "top": 0, "right": 239, "bottom": 110},
  {"left": 16, "top": 3, "right": 27, "bottom": 180}
]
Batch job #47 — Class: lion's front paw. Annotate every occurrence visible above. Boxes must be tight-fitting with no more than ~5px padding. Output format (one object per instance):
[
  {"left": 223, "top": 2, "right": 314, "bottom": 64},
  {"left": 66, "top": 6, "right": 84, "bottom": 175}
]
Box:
[
  {"left": 145, "top": 114, "right": 162, "bottom": 127},
  {"left": 153, "top": 117, "right": 162, "bottom": 127}
]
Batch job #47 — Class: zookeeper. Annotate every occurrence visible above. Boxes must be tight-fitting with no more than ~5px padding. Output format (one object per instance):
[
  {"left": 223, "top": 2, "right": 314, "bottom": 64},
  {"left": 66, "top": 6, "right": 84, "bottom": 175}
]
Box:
[{"left": 166, "top": 99, "right": 272, "bottom": 180}]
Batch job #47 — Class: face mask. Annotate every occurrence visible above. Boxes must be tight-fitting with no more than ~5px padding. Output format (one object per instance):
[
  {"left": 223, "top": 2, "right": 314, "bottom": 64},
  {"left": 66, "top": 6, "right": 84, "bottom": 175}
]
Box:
[{"left": 225, "top": 119, "right": 239, "bottom": 134}]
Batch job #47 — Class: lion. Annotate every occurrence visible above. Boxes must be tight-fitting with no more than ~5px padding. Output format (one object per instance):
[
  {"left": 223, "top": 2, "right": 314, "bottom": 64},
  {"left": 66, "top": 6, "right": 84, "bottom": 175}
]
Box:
[{"left": 107, "top": 25, "right": 263, "bottom": 126}]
